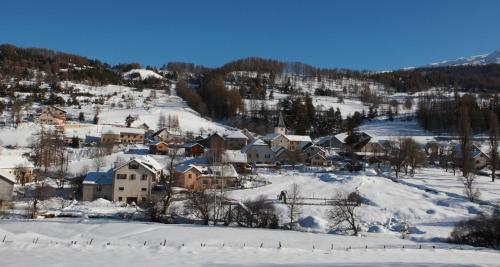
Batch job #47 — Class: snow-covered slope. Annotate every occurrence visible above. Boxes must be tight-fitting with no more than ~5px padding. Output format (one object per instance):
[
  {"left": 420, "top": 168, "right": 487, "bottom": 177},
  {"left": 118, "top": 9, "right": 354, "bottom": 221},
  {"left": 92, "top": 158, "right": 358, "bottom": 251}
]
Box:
[
  {"left": 427, "top": 50, "right": 500, "bottom": 68},
  {"left": 122, "top": 69, "right": 163, "bottom": 80}
]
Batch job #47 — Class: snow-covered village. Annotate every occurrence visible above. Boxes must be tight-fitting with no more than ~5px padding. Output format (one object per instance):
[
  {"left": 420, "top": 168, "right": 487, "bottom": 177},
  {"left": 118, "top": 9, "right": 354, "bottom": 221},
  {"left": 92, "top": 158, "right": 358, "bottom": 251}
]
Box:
[{"left": 1, "top": 1, "right": 500, "bottom": 266}]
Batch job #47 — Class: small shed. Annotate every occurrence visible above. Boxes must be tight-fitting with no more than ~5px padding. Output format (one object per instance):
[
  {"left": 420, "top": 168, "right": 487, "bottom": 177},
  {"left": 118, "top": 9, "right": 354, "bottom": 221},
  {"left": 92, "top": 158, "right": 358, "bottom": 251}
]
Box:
[{"left": 82, "top": 170, "right": 113, "bottom": 201}]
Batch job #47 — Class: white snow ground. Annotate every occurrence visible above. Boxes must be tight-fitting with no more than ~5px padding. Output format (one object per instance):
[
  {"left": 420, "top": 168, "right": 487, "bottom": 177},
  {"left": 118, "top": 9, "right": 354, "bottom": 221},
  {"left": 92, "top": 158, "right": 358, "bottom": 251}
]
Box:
[{"left": 0, "top": 220, "right": 499, "bottom": 267}]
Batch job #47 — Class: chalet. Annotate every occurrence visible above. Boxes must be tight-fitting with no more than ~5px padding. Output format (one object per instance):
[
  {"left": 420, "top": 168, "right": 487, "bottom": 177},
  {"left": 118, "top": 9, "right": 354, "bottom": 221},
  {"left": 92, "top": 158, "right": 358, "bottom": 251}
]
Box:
[
  {"left": 175, "top": 164, "right": 238, "bottom": 191},
  {"left": 183, "top": 143, "right": 205, "bottom": 157},
  {"left": 37, "top": 106, "right": 67, "bottom": 125},
  {"left": 112, "top": 156, "right": 163, "bottom": 203},
  {"left": 242, "top": 139, "right": 276, "bottom": 165},
  {"left": 357, "top": 140, "right": 387, "bottom": 158},
  {"left": 120, "top": 128, "right": 145, "bottom": 144},
  {"left": 0, "top": 170, "right": 15, "bottom": 201},
  {"left": 149, "top": 141, "right": 169, "bottom": 155},
  {"left": 452, "top": 144, "right": 490, "bottom": 170},
  {"left": 82, "top": 170, "right": 113, "bottom": 201},
  {"left": 101, "top": 126, "right": 145, "bottom": 145},
  {"left": 310, "top": 152, "right": 332, "bottom": 167},
  {"left": 206, "top": 132, "right": 226, "bottom": 149},
  {"left": 273, "top": 146, "right": 303, "bottom": 166},
  {"left": 314, "top": 134, "right": 345, "bottom": 150},
  {"left": 225, "top": 131, "right": 248, "bottom": 150},
  {"left": 303, "top": 145, "right": 330, "bottom": 165},
  {"left": 151, "top": 128, "right": 183, "bottom": 143}
]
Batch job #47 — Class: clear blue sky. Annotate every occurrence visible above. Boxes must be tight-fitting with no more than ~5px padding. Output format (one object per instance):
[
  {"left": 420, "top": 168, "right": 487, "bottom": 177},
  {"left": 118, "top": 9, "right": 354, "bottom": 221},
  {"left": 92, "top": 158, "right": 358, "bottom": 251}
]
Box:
[{"left": 1, "top": 0, "right": 499, "bottom": 70}]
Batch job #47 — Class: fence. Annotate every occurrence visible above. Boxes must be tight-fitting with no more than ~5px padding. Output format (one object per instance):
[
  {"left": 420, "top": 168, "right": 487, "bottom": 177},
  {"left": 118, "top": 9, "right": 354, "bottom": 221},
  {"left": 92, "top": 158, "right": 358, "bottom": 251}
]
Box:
[{"left": 0, "top": 233, "right": 472, "bottom": 252}]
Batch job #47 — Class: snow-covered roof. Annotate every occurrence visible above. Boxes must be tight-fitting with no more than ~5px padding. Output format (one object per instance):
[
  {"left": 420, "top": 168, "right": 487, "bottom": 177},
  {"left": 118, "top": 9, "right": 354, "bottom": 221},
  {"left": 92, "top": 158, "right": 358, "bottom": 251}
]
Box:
[
  {"left": 208, "top": 165, "right": 238, "bottom": 178},
  {"left": 83, "top": 170, "right": 113, "bottom": 185},
  {"left": 334, "top": 132, "right": 349, "bottom": 143},
  {"left": 101, "top": 126, "right": 145, "bottom": 135},
  {"left": 222, "top": 150, "right": 247, "bottom": 163},
  {"left": 0, "top": 169, "right": 16, "bottom": 183},
  {"left": 241, "top": 138, "right": 268, "bottom": 153},
  {"left": 0, "top": 150, "right": 34, "bottom": 169},
  {"left": 262, "top": 133, "right": 280, "bottom": 141},
  {"left": 226, "top": 131, "right": 248, "bottom": 140},
  {"left": 285, "top": 135, "right": 312, "bottom": 142},
  {"left": 114, "top": 156, "right": 162, "bottom": 174}
]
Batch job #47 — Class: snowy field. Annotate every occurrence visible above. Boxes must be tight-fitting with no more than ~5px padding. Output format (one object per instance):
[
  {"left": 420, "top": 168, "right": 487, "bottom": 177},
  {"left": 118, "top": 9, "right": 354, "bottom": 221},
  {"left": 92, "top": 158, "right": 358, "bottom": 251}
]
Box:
[
  {"left": 228, "top": 167, "right": 500, "bottom": 240},
  {"left": 0, "top": 220, "right": 499, "bottom": 267}
]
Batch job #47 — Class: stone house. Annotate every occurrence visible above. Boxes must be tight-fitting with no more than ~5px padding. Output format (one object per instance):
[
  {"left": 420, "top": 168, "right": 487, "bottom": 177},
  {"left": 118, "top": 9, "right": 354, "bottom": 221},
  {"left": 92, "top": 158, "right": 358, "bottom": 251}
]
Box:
[
  {"left": 271, "top": 134, "right": 312, "bottom": 151},
  {"left": 112, "top": 156, "right": 163, "bottom": 203},
  {"left": 241, "top": 139, "right": 275, "bottom": 165}
]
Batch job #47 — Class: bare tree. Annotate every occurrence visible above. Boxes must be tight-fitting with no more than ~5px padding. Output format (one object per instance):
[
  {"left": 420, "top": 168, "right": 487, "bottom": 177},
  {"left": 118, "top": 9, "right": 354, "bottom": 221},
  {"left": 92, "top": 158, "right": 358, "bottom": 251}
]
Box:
[
  {"left": 462, "top": 172, "right": 480, "bottom": 202},
  {"left": 91, "top": 146, "right": 107, "bottom": 171},
  {"left": 489, "top": 111, "right": 498, "bottom": 182},
  {"left": 458, "top": 107, "right": 472, "bottom": 178},
  {"left": 286, "top": 183, "right": 302, "bottom": 230},
  {"left": 328, "top": 191, "right": 361, "bottom": 235},
  {"left": 186, "top": 189, "right": 215, "bottom": 225},
  {"left": 29, "top": 178, "right": 49, "bottom": 219},
  {"left": 402, "top": 138, "right": 427, "bottom": 176},
  {"left": 157, "top": 112, "right": 167, "bottom": 129}
]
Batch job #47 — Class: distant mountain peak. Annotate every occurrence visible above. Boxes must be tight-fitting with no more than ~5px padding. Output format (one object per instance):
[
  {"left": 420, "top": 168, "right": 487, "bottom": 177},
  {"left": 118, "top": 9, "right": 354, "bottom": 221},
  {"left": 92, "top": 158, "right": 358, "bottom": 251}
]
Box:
[{"left": 426, "top": 50, "right": 500, "bottom": 68}]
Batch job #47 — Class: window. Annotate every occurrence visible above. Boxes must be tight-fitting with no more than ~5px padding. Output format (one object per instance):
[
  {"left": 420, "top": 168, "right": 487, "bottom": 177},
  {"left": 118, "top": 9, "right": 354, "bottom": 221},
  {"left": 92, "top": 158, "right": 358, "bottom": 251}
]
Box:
[
  {"left": 265, "top": 154, "right": 270, "bottom": 158},
  {"left": 116, "top": 174, "right": 127, "bottom": 179},
  {"left": 97, "top": 185, "right": 102, "bottom": 192},
  {"left": 130, "top": 174, "right": 136, "bottom": 180},
  {"left": 141, "top": 174, "right": 147, "bottom": 180},
  {"left": 188, "top": 174, "right": 192, "bottom": 179},
  {"left": 118, "top": 187, "right": 124, "bottom": 191},
  {"left": 256, "top": 153, "right": 259, "bottom": 158},
  {"left": 141, "top": 188, "right": 147, "bottom": 191},
  {"left": 129, "top": 163, "right": 139, "bottom": 169},
  {"left": 118, "top": 197, "right": 122, "bottom": 201},
  {"left": 202, "top": 180, "right": 208, "bottom": 185}
]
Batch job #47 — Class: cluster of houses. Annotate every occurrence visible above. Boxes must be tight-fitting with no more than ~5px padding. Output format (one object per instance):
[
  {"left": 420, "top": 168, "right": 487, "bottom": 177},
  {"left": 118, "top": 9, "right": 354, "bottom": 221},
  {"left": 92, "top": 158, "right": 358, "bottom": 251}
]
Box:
[{"left": 0, "top": 106, "right": 497, "bottom": 205}]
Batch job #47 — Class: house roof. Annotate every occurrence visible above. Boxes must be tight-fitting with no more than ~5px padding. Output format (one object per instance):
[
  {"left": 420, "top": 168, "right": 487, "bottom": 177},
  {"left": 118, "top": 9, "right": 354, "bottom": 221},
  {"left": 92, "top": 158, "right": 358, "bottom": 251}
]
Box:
[
  {"left": 152, "top": 127, "right": 183, "bottom": 137},
  {"left": 334, "top": 132, "right": 349, "bottom": 143},
  {"left": 222, "top": 150, "right": 247, "bottom": 163},
  {"left": 0, "top": 169, "right": 16, "bottom": 184},
  {"left": 51, "top": 106, "right": 67, "bottom": 113},
  {"left": 208, "top": 164, "right": 238, "bottom": 178},
  {"left": 114, "top": 156, "right": 162, "bottom": 174},
  {"left": 262, "top": 133, "right": 281, "bottom": 141},
  {"left": 0, "top": 151, "right": 34, "bottom": 169},
  {"left": 241, "top": 139, "right": 268, "bottom": 153},
  {"left": 226, "top": 131, "right": 248, "bottom": 140},
  {"left": 102, "top": 126, "right": 145, "bottom": 135},
  {"left": 83, "top": 170, "right": 113, "bottom": 185},
  {"left": 285, "top": 135, "right": 312, "bottom": 142},
  {"left": 183, "top": 142, "right": 203, "bottom": 148}
]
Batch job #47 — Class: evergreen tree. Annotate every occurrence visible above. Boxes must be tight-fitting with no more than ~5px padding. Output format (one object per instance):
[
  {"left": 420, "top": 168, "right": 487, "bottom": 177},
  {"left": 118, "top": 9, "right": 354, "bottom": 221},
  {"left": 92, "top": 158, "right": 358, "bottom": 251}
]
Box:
[
  {"left": 125, "top": 114, "right": 135, "bottom": 127},
  {"left": 78, "top": 112, "right": 85, "bottom": 122}
]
